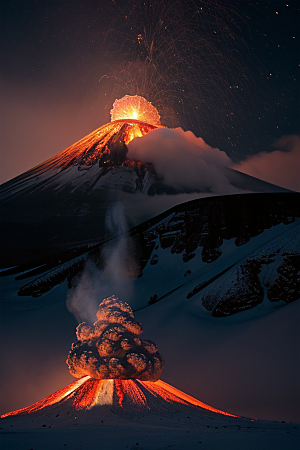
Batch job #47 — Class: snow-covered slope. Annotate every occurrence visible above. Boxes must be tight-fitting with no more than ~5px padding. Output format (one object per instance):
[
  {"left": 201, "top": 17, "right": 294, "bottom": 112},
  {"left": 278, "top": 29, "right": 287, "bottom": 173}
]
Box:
[{"left": 6, "top": 192, "right": 299, "bottom": 319}]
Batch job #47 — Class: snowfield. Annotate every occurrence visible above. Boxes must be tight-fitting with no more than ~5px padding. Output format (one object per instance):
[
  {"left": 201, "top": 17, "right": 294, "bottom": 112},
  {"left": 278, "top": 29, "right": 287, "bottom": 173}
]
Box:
[{"left": 1, "top": 407, "right": 299, "bottom": 450}]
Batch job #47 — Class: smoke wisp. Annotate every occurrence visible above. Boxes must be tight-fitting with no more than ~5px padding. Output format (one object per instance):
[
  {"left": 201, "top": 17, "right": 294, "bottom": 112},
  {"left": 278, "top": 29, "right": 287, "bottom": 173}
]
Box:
[{"left": 67, "top": 203, "right": 138, "bottom": 323}]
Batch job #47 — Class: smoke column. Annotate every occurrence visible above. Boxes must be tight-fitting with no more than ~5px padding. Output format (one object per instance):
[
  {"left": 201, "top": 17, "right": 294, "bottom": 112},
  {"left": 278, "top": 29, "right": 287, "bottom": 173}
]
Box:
[{"left": 67, "top": 203, "right": 137, "bottom": 323}]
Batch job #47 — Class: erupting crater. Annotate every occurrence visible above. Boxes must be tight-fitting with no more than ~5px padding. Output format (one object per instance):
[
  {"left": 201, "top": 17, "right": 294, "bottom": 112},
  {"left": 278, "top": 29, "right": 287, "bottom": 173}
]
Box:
[
  {"left": 1, "top": 297, "right": 238, "bottom": 419},
  {"left": 110, "top": 95, "right": 161, "bottom": 127}
]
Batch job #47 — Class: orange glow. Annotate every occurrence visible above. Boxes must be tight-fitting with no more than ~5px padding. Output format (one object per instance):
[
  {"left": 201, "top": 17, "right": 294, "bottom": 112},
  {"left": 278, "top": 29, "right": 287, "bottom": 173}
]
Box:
[
  {"left": 16, "top": 100, "right": 161, "bottom": 179},
  {"left": 124, "top": 122, "right": 144, "bottom": 145},
  {"left": 114, "top": 379, "right": 124, "bottom": 407},
  {"left": 23, "top": 119, "right": 157, "bottom": 177},
  {"left": 110, "top": 95, "right": 161, "bottom": 127},
  {"left": 124, "top": 120, "right": 159, "bottom": 144},
  {"left": 0, "top": 376, "right": 89, "bottom": 418},
  {"left": 119, "top": 379, "right": 148, "bottom": 409},
  {"left": 1, "top": 378, "right": 238, "bottom": 418},
  {"left": 146, "top": 380, "right": 238, "bottom": 417},
  {"left": 72, "top": 378, "right": 103, "bottom": 410}
]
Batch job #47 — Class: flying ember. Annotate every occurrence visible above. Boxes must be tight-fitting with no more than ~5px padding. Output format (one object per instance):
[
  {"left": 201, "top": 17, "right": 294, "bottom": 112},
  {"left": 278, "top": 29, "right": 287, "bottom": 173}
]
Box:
[{"left": 110, "top": 95, "right": 161, "bottom": 127}]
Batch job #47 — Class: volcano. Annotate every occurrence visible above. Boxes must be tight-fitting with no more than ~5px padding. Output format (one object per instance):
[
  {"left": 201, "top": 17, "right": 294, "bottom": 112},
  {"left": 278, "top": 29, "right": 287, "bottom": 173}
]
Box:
[
  {"left": 0, "top": 297, "right": 239, "bottom": 446},
  {"left": 0, "top": 298, "right": 236, "bottom": 420},
  {"left": 0, "top": 114, "right": 289, "bottom": 268},
  {"left": 3, "top": 377, "right": 299, "bottom": 450},
  {"left": 2, "top": 298, "right": 299, "bottom": 450},
  {"left": 0, "top": 118, "right": 160, "bottom": 267},
  {"left": 1, "top": 377, "right": 237, "bottom": 419}
]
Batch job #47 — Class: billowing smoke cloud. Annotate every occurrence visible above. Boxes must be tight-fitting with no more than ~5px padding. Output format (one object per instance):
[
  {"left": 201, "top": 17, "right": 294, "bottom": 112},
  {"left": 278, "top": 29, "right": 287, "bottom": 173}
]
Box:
[
  {"left": 127, "top": 127, "right": 238, "bottom": 194},
  {"left": 67, "top": 203, "right": 138, "bottom": 323},
  {"left": 67, "top": 296, "right": 164, "bottom": 381},
  {"left": 233, "top": 134, "right": 300, "bottom": 192}
]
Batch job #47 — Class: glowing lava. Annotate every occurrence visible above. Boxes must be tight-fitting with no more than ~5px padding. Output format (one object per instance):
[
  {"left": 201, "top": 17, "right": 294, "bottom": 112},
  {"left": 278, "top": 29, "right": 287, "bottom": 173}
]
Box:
[
  {"left": 17, "top": 119, "right": 156, "bottom": 176},
  {"left": 110, "top": 95, "right": 161, "bottom": 127},
  {"left": 1, "top": 378, "right": 238, "bottom": 418},
  {"left": 4, "top": 97, "right": 160, "bottom": 182}
]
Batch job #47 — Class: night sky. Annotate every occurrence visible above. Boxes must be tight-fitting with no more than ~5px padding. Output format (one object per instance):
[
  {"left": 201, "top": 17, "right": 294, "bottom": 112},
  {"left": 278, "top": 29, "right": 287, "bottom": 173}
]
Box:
[{"left": 0, "top": 0, "right": 299, "bottom": 184}]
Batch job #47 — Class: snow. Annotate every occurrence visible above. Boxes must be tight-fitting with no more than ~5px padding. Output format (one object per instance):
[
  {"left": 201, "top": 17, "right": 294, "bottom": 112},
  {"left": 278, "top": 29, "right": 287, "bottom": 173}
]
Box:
[
  {"left": 131, "top": 219, "right": 300, "bottom": 311},
  {"left": 137, "top": 296, "right": 300, "bottom": 423},
  {"left": 1, "top": 407, "right": 299, "bottom": 450},
  {"left": 1, "top": 376, "right": 299, "bottom": 449},
  {"left": 1, "top": 247, "right": 299, "bottom": 424}
]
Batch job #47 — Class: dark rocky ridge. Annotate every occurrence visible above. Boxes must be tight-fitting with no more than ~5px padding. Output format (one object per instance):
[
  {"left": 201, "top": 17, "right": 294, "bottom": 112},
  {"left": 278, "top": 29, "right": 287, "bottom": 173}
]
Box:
[{"left": 3, "top": 192, "right": 299, "bottom": 317}]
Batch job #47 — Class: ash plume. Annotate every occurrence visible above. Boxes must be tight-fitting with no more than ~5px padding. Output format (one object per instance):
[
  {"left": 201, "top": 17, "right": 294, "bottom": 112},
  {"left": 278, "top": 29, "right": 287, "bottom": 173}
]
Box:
[{"left": 67, "top": 296, "right": 164, "bottom": 381}]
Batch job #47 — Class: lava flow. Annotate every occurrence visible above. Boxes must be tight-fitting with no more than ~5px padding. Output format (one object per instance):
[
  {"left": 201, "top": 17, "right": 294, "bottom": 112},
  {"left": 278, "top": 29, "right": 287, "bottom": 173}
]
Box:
[
  {"left": 23, "top": 119, "right": 156, "bottom": 173},
  {"left": 1, "top": 296, "right": 238, "bottom": 419},
  {"left": 11, "top": 95, "right": 160, "bottom": 178},
  {"left": 1, "top": 378, "right": 238, "bottom": 418}
]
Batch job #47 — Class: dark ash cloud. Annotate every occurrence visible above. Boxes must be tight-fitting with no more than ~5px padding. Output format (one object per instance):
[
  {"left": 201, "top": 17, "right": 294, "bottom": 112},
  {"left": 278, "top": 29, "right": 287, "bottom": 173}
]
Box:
[{"left": 67, "top": 296, "right": 164, "bottom": 381}]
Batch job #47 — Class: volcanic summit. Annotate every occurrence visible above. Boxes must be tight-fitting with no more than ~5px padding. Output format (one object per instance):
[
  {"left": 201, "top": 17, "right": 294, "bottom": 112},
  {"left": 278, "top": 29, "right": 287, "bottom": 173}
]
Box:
[{"left": 0, "top": 95, "right": 162, "bottom": 267}]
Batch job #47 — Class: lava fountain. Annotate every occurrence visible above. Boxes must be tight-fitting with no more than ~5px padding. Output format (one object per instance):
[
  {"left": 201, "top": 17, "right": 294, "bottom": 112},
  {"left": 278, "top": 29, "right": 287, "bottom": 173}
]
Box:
[
  {"left": 110, "top": 95, "right": 161, "bottom": 127},
  {"left": 1, "top": 296, "right": 238, "bottom": 418},
  {"left": 109, "top": 95, "right": 162, "bottom": 145}
]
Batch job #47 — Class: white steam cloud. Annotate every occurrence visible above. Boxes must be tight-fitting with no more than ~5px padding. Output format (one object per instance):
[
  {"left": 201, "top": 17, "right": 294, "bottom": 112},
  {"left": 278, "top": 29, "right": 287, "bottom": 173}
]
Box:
[
  {"left": 127, "top": 127, "right": 238, "bottom": 194},
  {"left": 67, "top": 203, "right": 137, "bottom": 323},
  {"left": 233, "top": 134, "right": 300, "bottom": 192}
]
